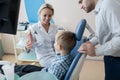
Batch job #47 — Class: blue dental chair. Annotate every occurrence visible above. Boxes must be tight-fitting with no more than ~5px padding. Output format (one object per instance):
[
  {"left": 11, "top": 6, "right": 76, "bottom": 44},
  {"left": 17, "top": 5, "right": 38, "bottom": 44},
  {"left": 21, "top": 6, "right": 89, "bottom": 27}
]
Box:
[
  {"left": 63, "top": 19, "right": 87, "bottom": 80},
  {"left": 64, "top": 19, "right": 94, "bottom": 80}
]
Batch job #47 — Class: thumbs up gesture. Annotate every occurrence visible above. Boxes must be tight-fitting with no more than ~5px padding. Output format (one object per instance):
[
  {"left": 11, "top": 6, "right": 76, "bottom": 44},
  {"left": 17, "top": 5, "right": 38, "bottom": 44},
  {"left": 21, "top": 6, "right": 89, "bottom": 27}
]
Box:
[{"left": 26, "top": 31, "right": 34, "bottom": 49}]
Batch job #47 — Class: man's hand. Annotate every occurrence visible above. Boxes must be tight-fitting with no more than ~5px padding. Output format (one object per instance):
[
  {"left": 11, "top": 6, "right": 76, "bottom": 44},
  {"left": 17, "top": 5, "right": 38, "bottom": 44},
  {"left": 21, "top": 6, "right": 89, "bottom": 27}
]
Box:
[{"left": 78, "top": 41, "right": 96, "bottom": 56}]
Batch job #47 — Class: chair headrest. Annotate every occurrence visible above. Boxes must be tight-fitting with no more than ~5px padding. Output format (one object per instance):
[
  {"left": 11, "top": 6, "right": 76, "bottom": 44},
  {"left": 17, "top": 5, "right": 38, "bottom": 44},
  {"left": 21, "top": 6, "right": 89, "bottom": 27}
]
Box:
[{"left": 75, "top": 19, "right": 86, "bottom": 41}]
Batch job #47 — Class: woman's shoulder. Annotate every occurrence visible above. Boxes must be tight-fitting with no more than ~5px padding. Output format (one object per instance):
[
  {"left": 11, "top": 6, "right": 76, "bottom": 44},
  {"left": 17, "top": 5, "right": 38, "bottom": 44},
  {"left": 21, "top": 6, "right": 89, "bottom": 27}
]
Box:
[
  {"left": 31, "top": 23, "right": 39, "bottom": 28},
  {"left": 29, "top": 22, "right": 40, "bottom": 30},
  {"left": 27, "top": 22, "right": 39, "bottom": 33}
]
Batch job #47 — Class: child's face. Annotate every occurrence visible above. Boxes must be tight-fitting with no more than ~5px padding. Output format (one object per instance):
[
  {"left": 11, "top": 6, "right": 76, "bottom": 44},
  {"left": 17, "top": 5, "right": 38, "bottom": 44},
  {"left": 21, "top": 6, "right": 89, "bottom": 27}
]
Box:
[{"left": 54, "top": 40, "right": 60, "bottom": 52}]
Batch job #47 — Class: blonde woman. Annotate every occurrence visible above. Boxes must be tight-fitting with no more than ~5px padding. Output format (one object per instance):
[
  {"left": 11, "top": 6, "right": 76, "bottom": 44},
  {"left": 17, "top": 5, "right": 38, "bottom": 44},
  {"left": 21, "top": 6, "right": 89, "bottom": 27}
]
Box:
[{"left": 25, "top": 3, "right": 58, "bottom": 67}]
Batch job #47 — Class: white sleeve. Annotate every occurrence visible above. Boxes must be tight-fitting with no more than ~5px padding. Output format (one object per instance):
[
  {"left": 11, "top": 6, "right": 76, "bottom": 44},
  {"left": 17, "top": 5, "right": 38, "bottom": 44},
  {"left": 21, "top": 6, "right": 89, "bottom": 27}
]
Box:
[
  {"left": 95, "top": 37, "right": 120, "bottom": 56},
  {"left": 89, "top": 35, "right": 99, "bottom": 46},
  {"left": 95, "top": 1, "right": 120, "bottom": 56}
]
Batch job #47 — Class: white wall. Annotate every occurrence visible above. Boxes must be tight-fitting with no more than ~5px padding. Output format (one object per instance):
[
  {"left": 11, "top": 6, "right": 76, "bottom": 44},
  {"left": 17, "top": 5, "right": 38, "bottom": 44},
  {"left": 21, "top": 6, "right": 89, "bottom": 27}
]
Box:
[
  {"left": 1, "top": 34, "right": 14, "bottom": 54},
  {"left": 19, "top": 0, "right": 96, "bottom": 33},
  {"left": 18, "top": 0, "right": 28, "bottom": 22},
  {"left": 45, "top": 0, "right": 96, "bottom": 33},
  {"left": 2, "top": 0, "right": 96, "bottom": 54}
]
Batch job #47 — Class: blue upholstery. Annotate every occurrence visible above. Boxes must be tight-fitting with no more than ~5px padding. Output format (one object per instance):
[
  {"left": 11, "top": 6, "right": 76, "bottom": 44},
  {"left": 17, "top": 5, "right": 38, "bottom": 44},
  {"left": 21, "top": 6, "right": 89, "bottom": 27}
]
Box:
[
  {"left": 24, "top": 0, "right": 45, "bottom": 23},
  {"left": 75, "top": 19, "right": 86, "bottom": 41},
  {"left": 64, "top": 19, "right": 87, "bottom": 80},
  {"left": 71, "top": 19, "right": 86, "bottom": 56},
  {"left": 24, "top": 0, "right": 54, "bottom": 23}
]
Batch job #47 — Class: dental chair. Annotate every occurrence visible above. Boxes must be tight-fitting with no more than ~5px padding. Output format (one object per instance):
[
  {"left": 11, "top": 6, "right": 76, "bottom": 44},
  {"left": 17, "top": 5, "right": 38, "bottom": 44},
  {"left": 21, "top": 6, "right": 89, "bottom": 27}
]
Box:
[
  {"left": 63, "top": 19, "right": 88, "bottom": 80},
  {"left": 63, "top": 19, "right": 95, "bottom": 80}
]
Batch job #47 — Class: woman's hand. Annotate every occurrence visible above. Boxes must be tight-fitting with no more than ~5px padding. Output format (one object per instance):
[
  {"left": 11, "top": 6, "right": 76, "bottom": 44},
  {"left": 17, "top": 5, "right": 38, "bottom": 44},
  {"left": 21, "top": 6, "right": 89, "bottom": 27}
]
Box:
[
  {"left": 25, "top": 31, "right": 34, "bottom": 50},
  {"left": 78, "top": 41, "right": 96, "bottom": 56}
]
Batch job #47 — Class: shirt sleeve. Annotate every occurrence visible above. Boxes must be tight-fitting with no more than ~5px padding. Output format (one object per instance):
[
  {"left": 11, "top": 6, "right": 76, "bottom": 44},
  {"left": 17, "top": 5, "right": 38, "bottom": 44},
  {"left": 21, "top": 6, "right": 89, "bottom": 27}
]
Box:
[
  {"left": 95, "top": 1, "right": 120, "bottom": 56},
  {"left": 89, "top": 35, "right": 99, "bottom": 46},
  {"left": 95, "top": 37, "right": 120, "bottom": 56}
]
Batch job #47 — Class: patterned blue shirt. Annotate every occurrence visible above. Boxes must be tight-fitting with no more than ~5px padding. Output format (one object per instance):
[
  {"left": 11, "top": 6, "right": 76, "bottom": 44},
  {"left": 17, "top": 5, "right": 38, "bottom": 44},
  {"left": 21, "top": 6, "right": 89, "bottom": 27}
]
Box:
[{"left": 42, "top": 54, "right": 74, "bottom": 80}]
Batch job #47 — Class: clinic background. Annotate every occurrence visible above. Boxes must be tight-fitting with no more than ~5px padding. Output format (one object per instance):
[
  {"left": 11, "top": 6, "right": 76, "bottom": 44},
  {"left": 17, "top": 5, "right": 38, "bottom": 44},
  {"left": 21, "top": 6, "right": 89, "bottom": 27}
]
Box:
[{"left": 0, "top": 0, "right": 96, "bottom": 55}]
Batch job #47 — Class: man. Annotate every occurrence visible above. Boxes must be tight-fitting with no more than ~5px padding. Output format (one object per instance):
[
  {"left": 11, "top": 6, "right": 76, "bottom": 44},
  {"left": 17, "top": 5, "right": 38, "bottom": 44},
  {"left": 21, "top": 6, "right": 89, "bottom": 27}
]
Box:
[{"left": 78, "top": 0, "right": 120, "bottom": 80}]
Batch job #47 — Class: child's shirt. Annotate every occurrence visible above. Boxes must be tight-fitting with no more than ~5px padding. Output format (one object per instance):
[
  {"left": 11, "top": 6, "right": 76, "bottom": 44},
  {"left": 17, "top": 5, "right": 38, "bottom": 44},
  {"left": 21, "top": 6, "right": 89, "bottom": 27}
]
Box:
[{"left": 42, "top": 54, "right": 74, "bottom": 80}]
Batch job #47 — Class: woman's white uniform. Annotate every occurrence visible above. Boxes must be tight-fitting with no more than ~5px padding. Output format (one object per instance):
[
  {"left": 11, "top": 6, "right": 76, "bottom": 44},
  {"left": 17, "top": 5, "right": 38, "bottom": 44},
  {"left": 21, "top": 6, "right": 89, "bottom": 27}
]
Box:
[{"left": 28, "top": 21, "right": 58, "bottom": 67}]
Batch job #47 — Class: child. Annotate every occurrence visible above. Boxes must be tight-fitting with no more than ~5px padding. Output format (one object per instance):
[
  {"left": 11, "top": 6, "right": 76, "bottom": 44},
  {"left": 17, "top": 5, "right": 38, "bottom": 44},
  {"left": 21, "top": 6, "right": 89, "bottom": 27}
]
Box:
[{"left": 43, "top": 31, "right": 76, "bottom": 79}]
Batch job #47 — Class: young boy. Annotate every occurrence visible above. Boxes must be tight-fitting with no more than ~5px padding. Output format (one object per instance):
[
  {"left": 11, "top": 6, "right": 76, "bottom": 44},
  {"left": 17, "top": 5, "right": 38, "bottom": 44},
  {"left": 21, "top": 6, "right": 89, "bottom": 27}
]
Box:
[
  {"left": 43, "top": 31, "right": 76, "bottom": 79},
  {"left": 1, "top": 31, "right": 76, "bottom": 80}
]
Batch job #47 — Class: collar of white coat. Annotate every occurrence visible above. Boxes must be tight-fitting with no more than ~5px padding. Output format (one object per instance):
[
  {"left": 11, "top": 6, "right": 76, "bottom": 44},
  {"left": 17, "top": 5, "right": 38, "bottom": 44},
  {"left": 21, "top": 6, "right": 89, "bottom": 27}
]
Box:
[
  {"left": 38, "top": 21, "right": 51, "bottom": 28},
  {"left": 94, "top": 0, "right": 103, "bottom": 14}
]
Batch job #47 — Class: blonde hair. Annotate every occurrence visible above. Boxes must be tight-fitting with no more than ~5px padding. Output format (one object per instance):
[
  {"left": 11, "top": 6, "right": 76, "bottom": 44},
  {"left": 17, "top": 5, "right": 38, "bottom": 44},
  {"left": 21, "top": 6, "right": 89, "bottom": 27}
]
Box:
[
  {"left": 56, "top": 31, "right": 76, "bottom": 53},
  {"left": 38, "top": 3, "right": 54, "bottom": 15}
]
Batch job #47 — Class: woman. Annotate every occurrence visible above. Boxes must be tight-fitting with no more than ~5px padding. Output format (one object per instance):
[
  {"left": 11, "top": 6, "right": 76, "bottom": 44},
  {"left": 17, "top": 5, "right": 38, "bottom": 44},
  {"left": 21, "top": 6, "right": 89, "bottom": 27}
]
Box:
[{"left": 25, "top": 3, "right": 58, "bottom": 67}]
